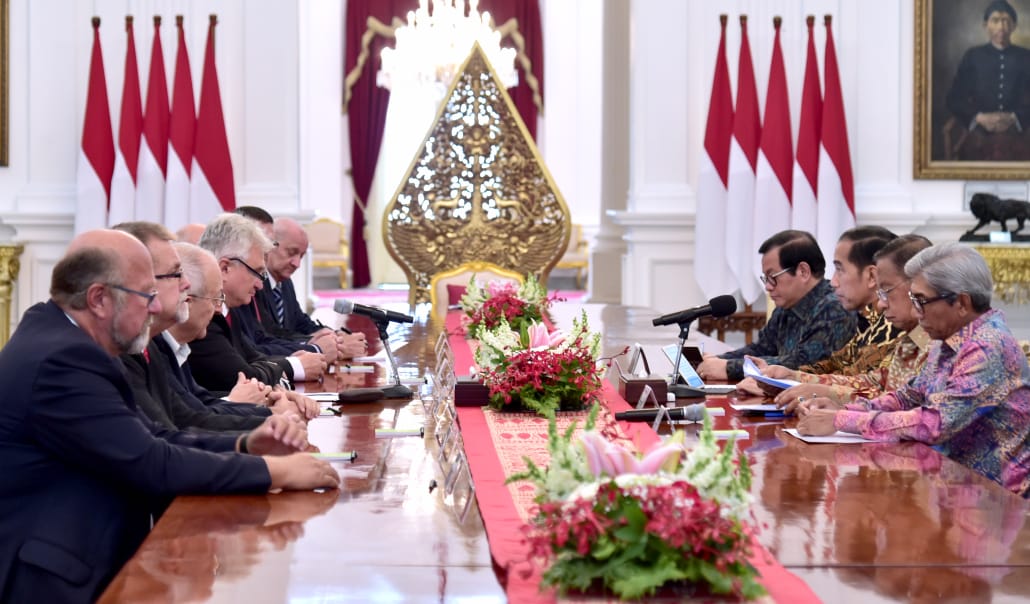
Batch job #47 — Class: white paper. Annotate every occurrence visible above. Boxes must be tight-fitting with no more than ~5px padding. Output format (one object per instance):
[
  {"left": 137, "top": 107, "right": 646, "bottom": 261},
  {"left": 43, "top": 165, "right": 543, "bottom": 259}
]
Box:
[
  {"left": 307, "top": 392, "right": 340, "bottom": 403},
  {"left": 742, "top": 358, "right": 801, "bottom": 390},
  {"left": 782, "top": 428, "right": 876, "bottom": 444},
  {"left": 729, "top": 402, "right": 781, "bottom": 413}
]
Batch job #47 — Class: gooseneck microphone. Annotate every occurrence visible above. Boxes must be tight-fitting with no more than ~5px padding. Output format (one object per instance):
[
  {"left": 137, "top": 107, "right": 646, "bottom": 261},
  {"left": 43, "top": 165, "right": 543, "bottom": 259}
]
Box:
[
  {"left": 333, "top": 299, "right": 414, "bottom": 324},
  {"left": 615, "top": 403, "right": 707, "bottom": 422},
  {"left": 652, "top": 295, "right": 737, "bottom": 327}
]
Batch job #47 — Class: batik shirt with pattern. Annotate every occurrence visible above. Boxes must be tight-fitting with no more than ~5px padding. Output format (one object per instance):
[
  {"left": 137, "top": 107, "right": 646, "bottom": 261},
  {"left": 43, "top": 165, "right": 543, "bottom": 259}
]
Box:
[
  {"left": 835, "top": 309, "right": 1030, "bottom": 497},
  {"left": 795, "top": 326, "right": 932, "bottom": 401},
  {"left": 720, "top": 279, "right": 858, "bottom": 381},
  {"left": 800, "top": 304, "right": 903, "bottom": 376}
]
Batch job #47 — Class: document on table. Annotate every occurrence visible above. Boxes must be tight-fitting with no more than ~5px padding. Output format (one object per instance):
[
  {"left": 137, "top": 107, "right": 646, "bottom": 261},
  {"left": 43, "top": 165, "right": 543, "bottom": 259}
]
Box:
[
  {"left": 729, "top": 402, "right": 783, "bottom": 413},
  {"left": 742, "top": 357, "right": 801, "bottom": 391},
  {"left": 782, "top": 428, "right": 876, "bottom": 444}
]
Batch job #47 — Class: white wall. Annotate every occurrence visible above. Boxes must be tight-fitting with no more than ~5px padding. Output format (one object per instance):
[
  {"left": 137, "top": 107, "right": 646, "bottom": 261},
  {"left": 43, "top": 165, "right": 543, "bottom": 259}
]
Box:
[{"left": 0, "top": 0, "right": 1009, "bottom": 328}]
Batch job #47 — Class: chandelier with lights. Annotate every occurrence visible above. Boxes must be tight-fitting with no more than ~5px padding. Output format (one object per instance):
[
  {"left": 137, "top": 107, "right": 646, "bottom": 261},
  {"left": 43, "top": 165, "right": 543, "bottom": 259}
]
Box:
[{"left": 378, "top": 0, "right": 518, "bottom": 92}]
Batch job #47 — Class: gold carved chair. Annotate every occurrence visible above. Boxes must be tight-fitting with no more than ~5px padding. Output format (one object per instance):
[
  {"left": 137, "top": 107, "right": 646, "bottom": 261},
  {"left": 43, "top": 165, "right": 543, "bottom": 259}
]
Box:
[
  {"left": 554, "top": 223, "right": 589, "bottom": 289},
  {"left": 429, "top": 261, "right": 524, "bottom": 319},
  {"left": 383, "top": 44, "right": 571, "bottom": 305},
  {"left": 304, "top": 218, "right": 349, "bottom": 289}
]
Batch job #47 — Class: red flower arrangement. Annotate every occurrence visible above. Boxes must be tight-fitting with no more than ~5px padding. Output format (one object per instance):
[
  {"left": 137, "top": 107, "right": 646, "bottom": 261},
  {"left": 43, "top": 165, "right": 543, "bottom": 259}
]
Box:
[
  {"left": 479, "top": 339, "right": 603, "bottom": 414},
  {"left": 524, "top": 479, "right": 762, "bottom": 599}
]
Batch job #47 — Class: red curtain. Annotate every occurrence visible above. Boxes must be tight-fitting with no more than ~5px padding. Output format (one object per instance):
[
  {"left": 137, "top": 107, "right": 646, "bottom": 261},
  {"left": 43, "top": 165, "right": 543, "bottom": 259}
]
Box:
[{"left": 343, "top": 0, "right": 543, "bottom": 288}]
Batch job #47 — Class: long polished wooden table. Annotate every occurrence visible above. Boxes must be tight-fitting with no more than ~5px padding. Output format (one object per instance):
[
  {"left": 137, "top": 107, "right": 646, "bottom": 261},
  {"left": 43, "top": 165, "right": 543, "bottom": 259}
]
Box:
[{"left": 99, "top": 303, "right": 1030, "bottom": 603}]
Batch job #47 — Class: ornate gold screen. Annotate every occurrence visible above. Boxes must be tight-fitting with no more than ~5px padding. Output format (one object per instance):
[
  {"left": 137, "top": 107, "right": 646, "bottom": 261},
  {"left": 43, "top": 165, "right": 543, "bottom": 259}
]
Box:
[{"left": 383, "top": 44, "right": 570, "bottom": 304}]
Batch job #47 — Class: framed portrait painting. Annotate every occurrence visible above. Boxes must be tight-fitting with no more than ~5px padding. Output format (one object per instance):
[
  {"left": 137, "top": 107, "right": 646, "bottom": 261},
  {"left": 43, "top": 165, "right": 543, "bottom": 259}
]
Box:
[{"left": 915, "top": 0, "right": 1030, "bottom": 179}]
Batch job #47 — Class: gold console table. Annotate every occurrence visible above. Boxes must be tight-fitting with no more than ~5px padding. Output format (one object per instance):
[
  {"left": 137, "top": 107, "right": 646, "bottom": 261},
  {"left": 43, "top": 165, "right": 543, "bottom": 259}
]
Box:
[
  {"left": 0, "top": 244, "right": 23, "bottom": 347},
  {"left": 972, "top": 244, "right": 1030, "bottom": 305}
]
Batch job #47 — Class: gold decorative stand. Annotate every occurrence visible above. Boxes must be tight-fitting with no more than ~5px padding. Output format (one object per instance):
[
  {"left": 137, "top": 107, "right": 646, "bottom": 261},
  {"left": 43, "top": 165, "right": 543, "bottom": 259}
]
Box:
[
  {"left": 0, "top": 243, "right": 22, "bottom": 347},
  {"left": 972, "top": 245, "right": 1030, "bottom": 305}
]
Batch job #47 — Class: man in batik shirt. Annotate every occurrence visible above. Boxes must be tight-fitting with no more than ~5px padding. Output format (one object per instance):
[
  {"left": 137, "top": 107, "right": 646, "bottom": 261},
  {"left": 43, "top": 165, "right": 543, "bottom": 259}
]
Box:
[
  {"left": 799, "top": 243, "right": 1030, "bottom": 498},
  {"left": 745, "top": 235, "right": 933, "bottom": 408},
  {"left": 697, "top": 230, "right": 858, "bottom": 382}
]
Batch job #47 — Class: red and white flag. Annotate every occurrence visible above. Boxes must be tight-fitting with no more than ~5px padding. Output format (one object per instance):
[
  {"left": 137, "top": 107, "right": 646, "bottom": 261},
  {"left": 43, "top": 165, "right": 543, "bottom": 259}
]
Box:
[
  {"left": 752, "top": 17, "right": 793, "bottom": 283},
  {"left": 75, "top": 17, "right": 115, "bottom": 234},
  {"left": 190, "top": 14, "right": 236, "bottom": 222},
  {"left": 108, "top": 16, "right": 143, "bottom": 225},
  {"left": 816, "top": 15, "right": 856, "bottom": 267},
  {"left": 136, "top": 16, "right": 170, "bottom": 224},
  {"left": 164, "top": 15, "right": 196, "bottom": 230},
  {"left": 694, "top": 15, "right": 737, "bottom": 300},
  {"left": 725, "top": 16, "right": 762, "bottom": 304},
  {"left": 793, "top": 16, "right": 821, "bottom": 236}
]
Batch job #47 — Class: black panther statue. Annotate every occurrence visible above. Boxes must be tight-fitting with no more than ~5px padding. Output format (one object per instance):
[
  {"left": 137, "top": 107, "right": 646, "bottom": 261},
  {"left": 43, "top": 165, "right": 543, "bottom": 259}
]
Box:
[{"left": 964, "top": 193, "right": 1030, "bottom": 238}]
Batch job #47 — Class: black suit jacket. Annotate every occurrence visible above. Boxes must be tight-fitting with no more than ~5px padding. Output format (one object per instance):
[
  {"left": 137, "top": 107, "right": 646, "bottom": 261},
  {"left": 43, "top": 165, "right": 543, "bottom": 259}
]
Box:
[
  {"left": 151, "top": 335, "right": 272, "bottom": 419},
  {"left": 121, "top": 341, "right": 266, "bottom": 432},
  {"left": 0, "top": 302, "right": 270, "bottom": 602},
  {"left": 187, "top": 312, "right": 292, "bottom": 392}
]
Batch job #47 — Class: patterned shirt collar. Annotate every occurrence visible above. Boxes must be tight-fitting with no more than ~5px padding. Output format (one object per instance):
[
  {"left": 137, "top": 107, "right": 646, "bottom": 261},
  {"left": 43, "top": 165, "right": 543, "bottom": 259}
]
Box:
[
  {"left": 942, "top": 308, "right": 999, "bottom": 353},
  {"left": 787, "top": 279, "right": 834, "bottom": 319}
]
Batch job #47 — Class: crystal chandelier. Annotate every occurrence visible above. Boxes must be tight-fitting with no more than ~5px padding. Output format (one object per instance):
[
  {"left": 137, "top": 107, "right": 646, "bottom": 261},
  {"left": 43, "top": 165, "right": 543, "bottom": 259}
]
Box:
[{"left": 378, "top": 0, "right": 518, "bottom": 92}]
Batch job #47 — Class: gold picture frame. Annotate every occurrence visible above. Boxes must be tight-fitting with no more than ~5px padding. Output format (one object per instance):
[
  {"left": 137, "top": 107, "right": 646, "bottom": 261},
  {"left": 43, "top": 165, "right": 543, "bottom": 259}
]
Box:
[{"left": 914, "top": 0, "right": 1030, "bottom": 179}]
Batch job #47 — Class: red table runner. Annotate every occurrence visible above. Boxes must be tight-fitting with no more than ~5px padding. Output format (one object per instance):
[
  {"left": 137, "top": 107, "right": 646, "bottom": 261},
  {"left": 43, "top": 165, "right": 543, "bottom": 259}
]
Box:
[{"left": 445, "top": 311, "right": 820, "bottom": 603}]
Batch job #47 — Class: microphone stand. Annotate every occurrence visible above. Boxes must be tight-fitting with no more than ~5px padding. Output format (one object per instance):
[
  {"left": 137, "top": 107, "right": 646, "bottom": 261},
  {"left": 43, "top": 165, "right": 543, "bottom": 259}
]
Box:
[
  {"left": 667, "top": 320, "right": 703, "bottom": 398},
  {"left": 374, "top": 318, "right": 413, "bottom": 399}
]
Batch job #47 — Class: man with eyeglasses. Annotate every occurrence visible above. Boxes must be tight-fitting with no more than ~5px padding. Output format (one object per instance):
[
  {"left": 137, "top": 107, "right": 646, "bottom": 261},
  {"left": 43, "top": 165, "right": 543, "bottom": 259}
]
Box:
[
  {"left": 696, "top": 229, "right": 859, "bottom": 382},
  {"left": 114, "top": 223, "right": 306, "bottom": 431},
  {"left": 232, "top": 214, "right": 367, "bottom": 361},
  {"left": 188, "top": 214, "right": 329, "bottom": 393},
  {"left": 798, "top": 243, "right": 1030, "bottom": 498},
  {"left": 757, "top": 235, "right": 934, "bottom": 412},
  {"left": 0, "top": 230, "right": 340, "bottom": 601},
  {"left": 737, "top": 227, "right": 905, "bottom": 394}
]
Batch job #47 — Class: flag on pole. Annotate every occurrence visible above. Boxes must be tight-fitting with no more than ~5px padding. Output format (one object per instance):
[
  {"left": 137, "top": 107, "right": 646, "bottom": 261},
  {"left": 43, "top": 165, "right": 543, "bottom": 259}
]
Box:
[
  {"left": 694, "top": 15, "right": 737, "bottom": 300},
  {"left": 752, "top": 16, "right": 793, "bottom": 284},
  {"left": 165, "top": 15, "right": 196, "bottom": 230},
  {"left": 75, "top": 17, "right": 115, "bottom": 234},
  {"left": 725, "top": 16, "right": 762, "bottom": 304},
  {"left": 109, "top": 16, "right": 143, "bottom": 225},
  {"left": 816, "top": 15, "right": 856, "bottom": 268},
  {"left": 792, "top": 16, "right": 821, "bottom": 235},
  {"left": 136, "top": 16, "right": 170, "bottom": 224},
  {"left": 190, "top": 14, "right": 235, "bottom": 222}
]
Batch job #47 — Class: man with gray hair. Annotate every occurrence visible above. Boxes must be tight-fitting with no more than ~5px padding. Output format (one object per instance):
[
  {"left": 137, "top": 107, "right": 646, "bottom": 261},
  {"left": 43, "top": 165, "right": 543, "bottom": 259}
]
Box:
[
  {"left": 798, "top": 242, "right": 1030, "bottom": 497},
  {"left": 0, "top": 230, "right": 339, "bottom": 601},
  {"left": 189, "top": 214, "right": 328, "bottom": 393}
]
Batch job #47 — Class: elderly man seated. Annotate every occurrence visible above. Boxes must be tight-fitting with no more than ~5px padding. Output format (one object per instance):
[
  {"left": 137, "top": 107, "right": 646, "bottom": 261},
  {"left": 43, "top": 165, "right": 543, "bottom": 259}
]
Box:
[
  {"left": 798, "top": 242, "right": 1030, "bottom": 497},
  {"left": 742, "top": 235, "right": 934, "bottom": 409}
]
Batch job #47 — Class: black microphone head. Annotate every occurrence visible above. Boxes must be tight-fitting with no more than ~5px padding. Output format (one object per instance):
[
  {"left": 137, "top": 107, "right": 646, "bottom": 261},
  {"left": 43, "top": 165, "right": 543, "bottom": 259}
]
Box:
[
  {"left": 333, "top": 299, "right": 355, "bottom": 314},
  {"left": 709, "top": 295, "right": 737, "bottom": 318}
]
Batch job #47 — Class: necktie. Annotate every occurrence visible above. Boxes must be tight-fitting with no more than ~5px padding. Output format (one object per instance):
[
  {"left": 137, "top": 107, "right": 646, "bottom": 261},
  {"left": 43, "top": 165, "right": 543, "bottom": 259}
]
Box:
[{"left": 272, "top": 284, "right": 285, "bottom": 326}]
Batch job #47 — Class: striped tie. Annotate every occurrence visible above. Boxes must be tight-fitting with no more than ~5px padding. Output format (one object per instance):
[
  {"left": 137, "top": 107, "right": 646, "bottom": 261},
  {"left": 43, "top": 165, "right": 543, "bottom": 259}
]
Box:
[{"left": 272, "top": 284, "right": 285, "bottom": 326}]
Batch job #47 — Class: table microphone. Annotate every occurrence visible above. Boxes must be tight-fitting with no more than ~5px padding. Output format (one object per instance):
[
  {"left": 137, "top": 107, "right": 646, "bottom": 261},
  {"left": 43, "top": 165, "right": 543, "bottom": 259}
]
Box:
[
  {"left": 333, "top": 299, "right": 414, "bottom": 323},
  {"left": 652, "top": 295, "right": 737, "bottom": 327},
  {"left": 615, "top": 403, "right": 706, "bottom": 422}
]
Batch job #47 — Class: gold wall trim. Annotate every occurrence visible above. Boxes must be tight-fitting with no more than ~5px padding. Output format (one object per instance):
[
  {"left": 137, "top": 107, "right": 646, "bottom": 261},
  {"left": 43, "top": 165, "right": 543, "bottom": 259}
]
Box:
[{"left": 0, "top": 244, "right": 23, "bottom": 347}]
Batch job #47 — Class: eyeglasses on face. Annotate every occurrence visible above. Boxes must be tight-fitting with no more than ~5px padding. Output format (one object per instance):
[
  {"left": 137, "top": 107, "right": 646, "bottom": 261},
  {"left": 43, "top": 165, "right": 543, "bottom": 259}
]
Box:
[
  {"left": 108, "top": 284, "right": 159, "bottom": 307},
  {"left": 154, "top": 271, "right": 183, "bottom": 281},
  {"left": 227, "top": 257, "right": 267, "bottom": 281},
  {"left": 760, "top": 266, "right": 794, "bottom": 287},
  {"left": 908, "top": 290, "right": 956, "bottom": 314},
  {"left": 188, "top": 292, "right": 226, "bottom": 307},
  {"left": 875, "top": 281, "right": 906, "bottom": 302}
]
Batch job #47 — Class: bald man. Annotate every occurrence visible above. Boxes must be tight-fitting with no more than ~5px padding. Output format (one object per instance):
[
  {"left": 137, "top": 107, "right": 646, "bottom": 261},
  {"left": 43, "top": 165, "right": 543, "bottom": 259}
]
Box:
[{"left": 0, "top": 230, "right": 339, "bottom": 602}]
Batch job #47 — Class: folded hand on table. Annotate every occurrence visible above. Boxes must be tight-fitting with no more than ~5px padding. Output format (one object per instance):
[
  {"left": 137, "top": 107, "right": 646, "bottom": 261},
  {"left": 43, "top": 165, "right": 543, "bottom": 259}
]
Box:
[
  {"left": 227, "top": 371, "right": 273, "bottom": 403},
  {"left": 265, "top": 453, "right": 340, "bottom": 491},
  {"left": 776, "top": 384, "right": 843, "bottom": 414},
  {"left": 247, "top": 413, "right": 309, "bottom": 455},
  {"left": 268, "top": 389, "right": 319, "bottom": 421},
  {"left": 796, "top": 408, "right": 839, "bottom": 436}
]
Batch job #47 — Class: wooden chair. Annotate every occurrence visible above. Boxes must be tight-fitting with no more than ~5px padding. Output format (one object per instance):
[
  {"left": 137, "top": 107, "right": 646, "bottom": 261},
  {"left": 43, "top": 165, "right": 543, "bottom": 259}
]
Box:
[
  {"left": 554, "top": 223, "right": 589, "bottom": 289},
  {"left": 304, "top": 218, "right": 349, "bottom": 289},
  {"left": 429, "top": 261, "right": 524, "bottom": 319}
]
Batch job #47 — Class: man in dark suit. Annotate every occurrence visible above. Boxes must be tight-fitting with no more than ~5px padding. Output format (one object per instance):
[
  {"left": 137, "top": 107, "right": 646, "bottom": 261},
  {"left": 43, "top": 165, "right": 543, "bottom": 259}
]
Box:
[
  {"left": 189, "top": 214, "right": 328, "bottom": 392},
  {"left": 0, "top": 230, "right": 339, "bottom": 602},
  {"left": 114, "top": 222, "right": 307, "bottom": 430},
  {"left": 237, "top": 216, "right": 366, "bottom": 359}
]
